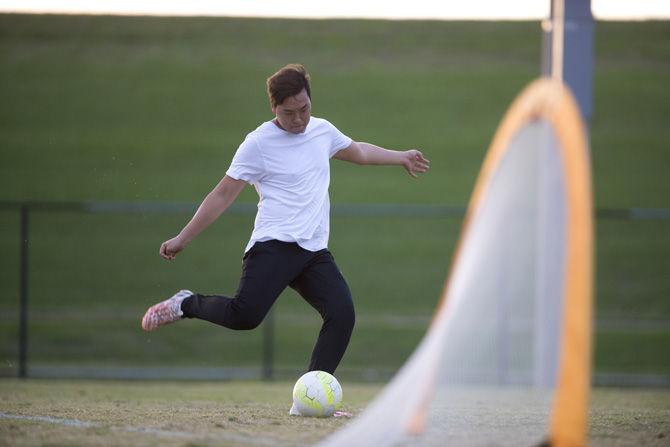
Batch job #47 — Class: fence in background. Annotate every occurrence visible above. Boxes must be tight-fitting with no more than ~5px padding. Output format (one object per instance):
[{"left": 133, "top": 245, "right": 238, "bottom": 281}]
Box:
[{"left": 0, "top": 201, "right": 668, "bottom": 385}]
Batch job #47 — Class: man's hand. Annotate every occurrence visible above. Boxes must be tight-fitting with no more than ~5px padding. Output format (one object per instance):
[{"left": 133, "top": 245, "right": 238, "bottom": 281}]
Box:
[
  {"left": 334, "top": 142, "right": 430, "bottom": 178},
  {"left": 157, "top": 175, "right": 247, "bottom": 262},
  {"left": 402, "top": 150, "right": 430, "bottom": 178},
  {"left": 160, "top": 236, "right": 186, "bottom": 261}
]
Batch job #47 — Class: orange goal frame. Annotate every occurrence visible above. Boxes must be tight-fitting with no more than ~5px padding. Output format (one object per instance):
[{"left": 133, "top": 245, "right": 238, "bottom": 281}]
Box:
[{"left": 410, "top": 78, "right": 593, "bottom": 447}]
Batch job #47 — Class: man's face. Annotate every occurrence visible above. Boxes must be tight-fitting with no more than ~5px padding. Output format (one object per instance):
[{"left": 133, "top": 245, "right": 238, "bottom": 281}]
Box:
[{"left": 272, "top": 89, "right": 311, "bottom": 134}]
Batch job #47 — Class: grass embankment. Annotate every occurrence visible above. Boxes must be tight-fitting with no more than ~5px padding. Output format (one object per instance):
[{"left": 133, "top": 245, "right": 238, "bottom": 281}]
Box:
[{"left": 0, "top": 15, "right": 668, "bottom": 377}]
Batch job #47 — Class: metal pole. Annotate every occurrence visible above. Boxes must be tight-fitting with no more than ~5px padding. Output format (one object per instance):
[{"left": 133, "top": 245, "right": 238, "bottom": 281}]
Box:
[
  {"left": 542, "top": 0, "right": 594, "bottom": 123},
  {"left": 262, "top": 308, "right": 275, "bottom": 381},
  {"left": 18, "top": 205, "right": 29, "bottom": 378}
]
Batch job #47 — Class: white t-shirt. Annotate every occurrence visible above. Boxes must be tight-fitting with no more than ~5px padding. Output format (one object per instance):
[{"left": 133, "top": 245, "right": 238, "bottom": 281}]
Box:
[{"left": 226, "top": 116, "right": 352, "bottom": 253}]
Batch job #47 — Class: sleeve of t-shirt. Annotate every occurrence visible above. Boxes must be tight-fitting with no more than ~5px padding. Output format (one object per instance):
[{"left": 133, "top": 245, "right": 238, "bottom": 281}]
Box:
[
  {"left": 326, "top": 121, "right": 353, "bottom": 157},
  {"left": 226, "top": 135, "right": 265, "bottom": 184}
]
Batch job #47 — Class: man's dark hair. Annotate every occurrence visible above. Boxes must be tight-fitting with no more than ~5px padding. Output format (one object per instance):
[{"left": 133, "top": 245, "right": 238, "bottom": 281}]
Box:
[{"left": 266, "top": 64, "right": 311, "bottom": 108}]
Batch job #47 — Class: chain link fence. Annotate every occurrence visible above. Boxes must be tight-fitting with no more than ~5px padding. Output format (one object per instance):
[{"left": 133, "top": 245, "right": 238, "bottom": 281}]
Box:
[{"left": 1, "top": 201, "right": 668, "bottom": 385}]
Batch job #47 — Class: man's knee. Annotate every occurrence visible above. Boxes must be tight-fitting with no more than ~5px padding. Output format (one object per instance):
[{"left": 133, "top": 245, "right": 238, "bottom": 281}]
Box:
[
  {"left": 326, "top": 298, "right": 355, "bottom": 332},
  {"left": 228, "top": 302, "right": 266, "bottom": 330},
  {"left": 233, "top": 315, "right": 264, "bottom": 330}
]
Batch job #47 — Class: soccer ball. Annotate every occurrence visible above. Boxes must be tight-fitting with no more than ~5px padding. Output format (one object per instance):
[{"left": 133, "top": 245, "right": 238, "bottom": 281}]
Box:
[{"left": 292, "top": 370, "right": 343, "bottom": 417}]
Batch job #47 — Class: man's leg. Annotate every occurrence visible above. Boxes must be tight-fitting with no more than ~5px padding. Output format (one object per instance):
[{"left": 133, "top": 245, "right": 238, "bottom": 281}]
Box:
[
  {"left": 181, "top": 240, "right": 304, "bottom": 330},
  {"left": 290, "top": 250, "right": 355, "bottom": 374}
]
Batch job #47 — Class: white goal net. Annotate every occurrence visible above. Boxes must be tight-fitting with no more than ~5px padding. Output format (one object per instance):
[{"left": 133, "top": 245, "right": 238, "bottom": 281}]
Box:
[{"left": 317, "top": 78, "right": 593, "bottom": 447}]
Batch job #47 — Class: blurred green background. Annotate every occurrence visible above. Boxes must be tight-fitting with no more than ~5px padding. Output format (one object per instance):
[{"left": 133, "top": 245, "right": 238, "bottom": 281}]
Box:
[{"left": 0, "top": 15, "right": 668, "bottom": 381}]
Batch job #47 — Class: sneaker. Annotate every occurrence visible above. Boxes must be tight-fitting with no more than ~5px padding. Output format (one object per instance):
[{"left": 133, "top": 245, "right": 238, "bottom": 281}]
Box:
[
  {"left": 333, "top": 411, "right": 353, "bottom": 418},
  {"left": 288, "top": 403, "right": 352, "bottom": 418},
  {"left": 289, "top": 402, "right": 302, "bottom": 416},
  {"left": 141, "top": 289, "right": 193, "bottom": 332}
]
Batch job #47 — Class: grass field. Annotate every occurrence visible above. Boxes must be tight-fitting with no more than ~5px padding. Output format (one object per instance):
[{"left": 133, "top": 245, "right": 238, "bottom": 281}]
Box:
[
  {"left": 1, "top": 379, "right": 668, "bottom": 446},
  {"left": 0, "top": 15, "right": 668, "bottom": 447},
  {"left": 0, "top": 14, "right": 669, "bottom": 380}
]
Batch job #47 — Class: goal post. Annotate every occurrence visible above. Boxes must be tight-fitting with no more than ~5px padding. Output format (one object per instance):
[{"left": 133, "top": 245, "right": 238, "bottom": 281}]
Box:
[
  {"left": 316, "top": 78, "right": 593, "bottom": 447},
  {"left": 467, "top": 77, "right": 593, "bottom": 447}
]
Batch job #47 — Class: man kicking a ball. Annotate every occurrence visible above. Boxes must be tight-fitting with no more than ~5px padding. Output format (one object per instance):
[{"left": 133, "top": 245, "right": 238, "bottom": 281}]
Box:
[{"left": 141, "top": 64, "right": 429, "bottom": 412}]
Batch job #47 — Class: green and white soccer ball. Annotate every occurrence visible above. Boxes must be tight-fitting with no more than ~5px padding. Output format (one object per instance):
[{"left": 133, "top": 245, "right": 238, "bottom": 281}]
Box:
[{"left": 292, "top": 370, "right": 343, "bottom": 417}]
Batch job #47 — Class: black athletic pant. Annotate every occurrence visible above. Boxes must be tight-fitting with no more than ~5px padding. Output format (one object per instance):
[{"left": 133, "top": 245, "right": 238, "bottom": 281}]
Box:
[{"left": 181, "top": 240, "right": 355, "bottom": 374}]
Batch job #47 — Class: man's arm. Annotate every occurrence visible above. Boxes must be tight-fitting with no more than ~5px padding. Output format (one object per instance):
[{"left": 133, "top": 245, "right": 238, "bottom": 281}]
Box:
[
  {"left": 333, "top": 141, "right": 430, "bottom": 177},
  {"left": 159, "top": 175, "right": 247, "bottom": 260}
]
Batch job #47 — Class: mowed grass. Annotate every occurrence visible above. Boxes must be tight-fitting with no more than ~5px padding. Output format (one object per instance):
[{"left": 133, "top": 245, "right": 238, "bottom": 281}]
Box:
[
  {"left": 0, "top": 15, "right": 669, "bottom": 378},
  {"left": 0, "top": 379, "right": 380, "bottom": 447},
  {"left": 0, "top": 379, "right": 668, "bottom": 447}
]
